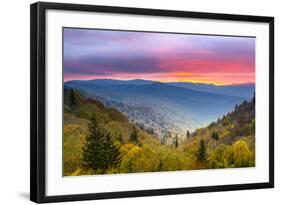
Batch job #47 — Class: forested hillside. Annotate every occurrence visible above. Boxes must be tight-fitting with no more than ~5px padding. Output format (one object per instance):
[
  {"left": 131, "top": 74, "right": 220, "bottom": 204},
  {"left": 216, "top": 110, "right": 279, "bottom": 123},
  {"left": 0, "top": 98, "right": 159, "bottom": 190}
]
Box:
[
  {"left": 65, "top": 79, "right": 245, "bottom": 141},
  {"left": 64, "top": 88, "right": 255, "bottom": 176},
  {"left": 179, "top": 97, "right": 255, "bottom": 169}
]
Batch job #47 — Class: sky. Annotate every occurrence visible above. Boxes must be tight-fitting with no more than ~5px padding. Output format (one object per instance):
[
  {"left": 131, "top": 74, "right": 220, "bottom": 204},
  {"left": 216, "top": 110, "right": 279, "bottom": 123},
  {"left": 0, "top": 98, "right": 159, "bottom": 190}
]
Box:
[{"left": 64, "top": 28, "right": 255, "bottom": 85}]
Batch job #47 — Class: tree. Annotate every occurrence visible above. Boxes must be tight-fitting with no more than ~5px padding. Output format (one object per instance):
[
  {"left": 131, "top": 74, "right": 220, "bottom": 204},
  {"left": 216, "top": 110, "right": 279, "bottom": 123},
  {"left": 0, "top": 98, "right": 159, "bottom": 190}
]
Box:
[
  {"left": 197, "top": 139, "right": 207, "bottom": 161},
  {"left": 118, "top": 133, "right": 124, "bottom": 144},
  {"left": 161, "top": 133, "right": 167, "bottom": 145},
  {"left": 157, "top": 160, "right": 164, "bottom": 171},
  {"left": 211, "top": 131, "right": 219, "bottom": 140},
  {"left": 146, "top": 127, "right": 154, "bottom": 135},
  {"left": 69, "top": 89, "right": 77, "bottom": 109},
  {"left": 130, "top": 126, "right": 138, "bottom": 144},
  {"left": 82, "top": 115, "right": 121, "bottom": 173},
  {"left": 104, "top": 133, "right": 122, "bottom": 168},
  {"left": 230, "top": 140, "right": 254, "bottom": 167},
  {"left": 186, "top": 130, "right": 191, "bottom": 138},
  {"left": 174, "top": 134, "right": 179, "bottom": 148}
]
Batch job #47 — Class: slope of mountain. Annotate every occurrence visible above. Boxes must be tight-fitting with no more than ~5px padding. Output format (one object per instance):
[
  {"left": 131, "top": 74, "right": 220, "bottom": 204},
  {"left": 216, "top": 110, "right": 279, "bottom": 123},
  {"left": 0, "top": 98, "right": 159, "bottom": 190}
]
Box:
[
  {"left": 180, "top": 98, "right": 255, "bottom": 168},
  {"left": 190, "top": 97, "right": 255, "bottom": 145},
  {"left": 179, "top": 97, "right": 255, "bottom": 169},
  {"left": 63, "top": 88, "right": 163, "bottom": 175},
  {"left": 168, "top": 82, "right": 255, "bottom": 99},
  {"left": 64, "top": 88, "right": 255, "bottom": 176},
  {"left": 65, "top": 79, "right": 246, "bottom": 140}
]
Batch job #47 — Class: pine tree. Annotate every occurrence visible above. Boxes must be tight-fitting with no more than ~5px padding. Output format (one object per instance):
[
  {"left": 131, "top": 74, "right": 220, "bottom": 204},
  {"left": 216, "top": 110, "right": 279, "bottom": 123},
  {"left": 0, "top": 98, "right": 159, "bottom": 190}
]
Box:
[
  {"left": 118, "top": 133, "right": 124, "bottom": 144},
  {"left": 174, "top": 134, "right": 179, "bottom": 148},
  {"left": 82, "top": 115, "right": 121, "bottom": 173},
  {"left": 211, "top": 131, "right": 219, "bottom": 140},
  {"left": 197, "top": 139, "right": 207, "bottom": 161},
  {"left": 104, "top": 133, "right": 122, "bottom": 168},
  {"left": 157, "top": 160, "right": 164, "bottom": 171},
  {"left": 186, "top": 130, "right": 191, "bottom": 138},
  {"left": 130, "top": 126, "right": 138, "bottom": 144},
  {"left": 69, "top": 89, "right": 77, "bottom": 109},
  {"left": 161, "top": 133, "right": 168, "bottom": 144}
]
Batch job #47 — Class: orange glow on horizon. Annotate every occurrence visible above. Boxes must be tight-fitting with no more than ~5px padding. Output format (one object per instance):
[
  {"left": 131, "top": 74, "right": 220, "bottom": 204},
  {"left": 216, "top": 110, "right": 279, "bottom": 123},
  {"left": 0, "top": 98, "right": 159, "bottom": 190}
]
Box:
[{"left": 64, "top": 74, "right": 254, "bottom": 86}]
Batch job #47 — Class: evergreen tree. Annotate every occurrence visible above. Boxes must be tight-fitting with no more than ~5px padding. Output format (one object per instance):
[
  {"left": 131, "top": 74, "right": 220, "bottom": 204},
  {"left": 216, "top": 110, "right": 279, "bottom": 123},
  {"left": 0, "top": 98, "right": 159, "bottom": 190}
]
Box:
[
  {"left": 69, "top": 89, "right": 77, "bottom": 109},
  {"left": 104, "top": 133, "right": 122, "bottom": 168},
  {"left": 197, "top": 139, "right": 207, "bottom": 161},
  {"left": 161, "top": 133, "right": 168, "bottom": 144},
  {"left": 174, "top": 134, "right": 179, "bottom": 148},
  {"left": 118, "top": 133, "right": 124, "bottom": 144},
  {"left": 211, "top": 131, "right": 219, "bottom": 140},
  {"left": 157, "top": 160, "right": 164, "bottom": 171},
  {"left": 186, "top": 130, "right": 191, "bottom": 138},
  {"left": 130, "top": 126, "right": 138, "bottom": 144},
  {"left": 82, "top": 115, "right": 121, "bottom": 173}
]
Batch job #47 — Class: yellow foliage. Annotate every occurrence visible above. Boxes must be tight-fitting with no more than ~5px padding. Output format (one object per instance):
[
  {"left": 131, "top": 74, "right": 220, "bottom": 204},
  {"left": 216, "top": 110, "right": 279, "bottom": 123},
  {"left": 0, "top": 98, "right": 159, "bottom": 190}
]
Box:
[
  {"left": 120, "top": 143, "right": 158, "bottom": 173},
  {"left": 230, "top": 140, "right": 255, "bottom": 167}
]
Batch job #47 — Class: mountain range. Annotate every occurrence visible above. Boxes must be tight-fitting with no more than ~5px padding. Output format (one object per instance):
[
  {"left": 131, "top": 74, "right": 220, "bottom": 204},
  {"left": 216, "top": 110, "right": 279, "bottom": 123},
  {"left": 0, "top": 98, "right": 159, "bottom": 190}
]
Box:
[{"left": 64, "top": 79, "right": 254, "bottom": 140}]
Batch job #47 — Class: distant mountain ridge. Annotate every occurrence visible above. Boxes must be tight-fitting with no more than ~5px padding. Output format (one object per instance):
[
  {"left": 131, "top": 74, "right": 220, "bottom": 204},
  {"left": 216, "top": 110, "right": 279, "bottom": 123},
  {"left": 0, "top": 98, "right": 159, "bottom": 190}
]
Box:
[
  {"left": 65, "top": 79, "right": 254, "bottom": 99},
  {"left": 167, "top": 82, "right": 254, "bottom": 99}
]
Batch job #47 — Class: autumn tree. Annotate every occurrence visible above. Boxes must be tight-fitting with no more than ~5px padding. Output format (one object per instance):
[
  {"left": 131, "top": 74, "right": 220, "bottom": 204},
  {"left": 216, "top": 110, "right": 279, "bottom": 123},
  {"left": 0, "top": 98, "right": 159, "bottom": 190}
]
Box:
[{"left": 231, "top": 140, "right": 254, "bottom": 167}]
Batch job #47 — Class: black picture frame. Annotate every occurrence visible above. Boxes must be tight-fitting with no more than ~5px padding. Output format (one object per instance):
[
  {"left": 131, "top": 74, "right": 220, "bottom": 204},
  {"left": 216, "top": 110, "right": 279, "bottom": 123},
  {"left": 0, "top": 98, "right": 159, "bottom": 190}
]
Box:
[{"left": 30, "top": 1, "right": 274, "bottom": 203}]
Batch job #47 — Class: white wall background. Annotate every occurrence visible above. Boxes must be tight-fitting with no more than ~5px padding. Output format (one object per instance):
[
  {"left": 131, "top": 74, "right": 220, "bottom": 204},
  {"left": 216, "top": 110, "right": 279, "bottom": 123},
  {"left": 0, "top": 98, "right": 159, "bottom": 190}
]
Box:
[{"left": 0, "top": 0, "right": 279, "bottom": 204}]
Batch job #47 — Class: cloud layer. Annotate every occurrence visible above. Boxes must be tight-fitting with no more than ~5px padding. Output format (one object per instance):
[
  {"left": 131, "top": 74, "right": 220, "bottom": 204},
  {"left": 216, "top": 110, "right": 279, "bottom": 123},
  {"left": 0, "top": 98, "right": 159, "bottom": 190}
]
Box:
[{"left": 64, "top": 28, "right": 255, "bottom": 85}]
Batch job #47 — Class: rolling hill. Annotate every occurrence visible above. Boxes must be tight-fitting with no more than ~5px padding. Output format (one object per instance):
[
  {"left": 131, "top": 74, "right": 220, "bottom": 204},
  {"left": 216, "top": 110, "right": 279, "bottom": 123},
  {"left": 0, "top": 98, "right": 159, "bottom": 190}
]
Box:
[
  {"left": 64, "top": 79, "right": 247, "bottom": 140},
  {"left": 63, "top": 88, "right": 255, "bottom": 176}
]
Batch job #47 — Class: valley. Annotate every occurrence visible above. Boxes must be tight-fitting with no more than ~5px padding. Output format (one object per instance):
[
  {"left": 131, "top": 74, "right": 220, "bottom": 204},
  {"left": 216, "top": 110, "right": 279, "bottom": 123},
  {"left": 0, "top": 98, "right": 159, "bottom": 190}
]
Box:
[
  {"left": 63, "top": 86, "right": 255, "bottom": 176},
  {"left": 65, "top": 79, "right": 254, "bottom": 142}
]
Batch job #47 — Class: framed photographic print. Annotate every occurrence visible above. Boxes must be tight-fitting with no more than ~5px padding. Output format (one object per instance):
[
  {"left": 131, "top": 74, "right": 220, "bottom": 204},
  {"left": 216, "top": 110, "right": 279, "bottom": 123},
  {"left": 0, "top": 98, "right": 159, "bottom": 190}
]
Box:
[{"left": 30, "top": 2, "right": 274, "bottom": 203}]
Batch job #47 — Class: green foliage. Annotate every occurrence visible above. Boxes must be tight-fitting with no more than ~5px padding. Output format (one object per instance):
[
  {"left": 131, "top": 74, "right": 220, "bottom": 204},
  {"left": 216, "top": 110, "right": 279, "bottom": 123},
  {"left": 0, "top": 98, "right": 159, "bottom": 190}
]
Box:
[
  {"left": 69, "top": 89, "right": 77, "bottom": 109},
  {"left": 197, "top": 139, "right": 207, "bottom": 161},
  {"left": 146, "top": 127, "right": 154, "bottom": 135},
  {"left": 186, "top": 130, "right": 191, "bottom": 138},
  {"left": 174, "top": 135, "right": 179, "bottom": 148},
  {"left": 118, "top": 133, "right": 124, "bottom": 144},
  {"left": 130, "top": 126, "right": 138, "bottom": 144},
  {"left": 211, "top": 131, "right": 219, "bottom": 140},
  {"left": 81, "top": 115, "right": 121, "bottom": 173},
  {"left": 161, "top": 133, "right": 168, "bottom": 144}
]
